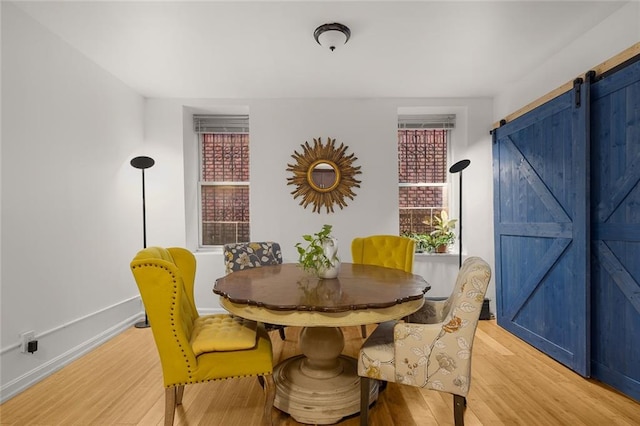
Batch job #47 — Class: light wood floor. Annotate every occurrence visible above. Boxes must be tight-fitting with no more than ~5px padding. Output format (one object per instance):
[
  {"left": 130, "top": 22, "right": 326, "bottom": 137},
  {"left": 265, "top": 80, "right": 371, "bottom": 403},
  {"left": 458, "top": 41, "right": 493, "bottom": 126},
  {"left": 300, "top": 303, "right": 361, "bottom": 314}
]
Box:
[{"left": 1, "top": 320, "right": 639, "bottom": 425}]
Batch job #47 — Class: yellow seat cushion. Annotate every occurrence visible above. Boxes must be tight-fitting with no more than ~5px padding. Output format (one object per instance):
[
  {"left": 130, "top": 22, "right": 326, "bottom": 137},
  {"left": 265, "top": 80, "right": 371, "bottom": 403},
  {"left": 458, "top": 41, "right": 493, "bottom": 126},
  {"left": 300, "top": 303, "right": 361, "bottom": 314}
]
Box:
[{"left": 190, "top": 314, "right": 258, "bottom": 356}]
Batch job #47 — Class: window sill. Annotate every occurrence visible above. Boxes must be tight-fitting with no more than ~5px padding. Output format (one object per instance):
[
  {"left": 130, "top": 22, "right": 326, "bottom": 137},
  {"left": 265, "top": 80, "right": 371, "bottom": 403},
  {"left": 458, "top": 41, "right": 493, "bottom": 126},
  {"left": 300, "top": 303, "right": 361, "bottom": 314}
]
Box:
[
  {"left": 195, "top": 247, "right": 224, "bottom": 254},
  {"left": 414, "top": 250, "right": 459, "bottom": 257}
]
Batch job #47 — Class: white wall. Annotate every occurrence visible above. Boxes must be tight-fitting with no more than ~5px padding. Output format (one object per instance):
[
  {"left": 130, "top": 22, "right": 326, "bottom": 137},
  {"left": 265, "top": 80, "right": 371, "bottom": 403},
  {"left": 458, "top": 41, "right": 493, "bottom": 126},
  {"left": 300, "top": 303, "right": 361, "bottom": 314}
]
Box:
[
  {"left": 494, "top": 1, "right": 640, "bottom": 121},
  {"left": 1, "top": 3, "right": 145, "bottom": 401},
  {"left": 143, "top": 97, "right": 495, "bottom": 315}
]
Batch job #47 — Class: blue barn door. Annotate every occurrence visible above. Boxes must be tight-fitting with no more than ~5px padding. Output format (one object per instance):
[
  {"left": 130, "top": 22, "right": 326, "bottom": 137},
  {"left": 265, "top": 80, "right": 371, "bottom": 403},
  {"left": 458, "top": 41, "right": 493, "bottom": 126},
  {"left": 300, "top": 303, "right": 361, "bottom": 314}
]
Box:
[
  {"left": 590, "top": 59, "right": 640, "bottom": 401},
  {"left": 493, "top": 81, "right": 590, "bottom": 376}
]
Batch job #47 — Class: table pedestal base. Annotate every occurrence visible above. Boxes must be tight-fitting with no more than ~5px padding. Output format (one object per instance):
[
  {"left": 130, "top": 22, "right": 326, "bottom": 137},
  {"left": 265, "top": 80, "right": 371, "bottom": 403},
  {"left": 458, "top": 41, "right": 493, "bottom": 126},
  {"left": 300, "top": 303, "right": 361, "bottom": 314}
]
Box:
[{"left": 273, "top": 327, "right": 378, "bottom": 424}]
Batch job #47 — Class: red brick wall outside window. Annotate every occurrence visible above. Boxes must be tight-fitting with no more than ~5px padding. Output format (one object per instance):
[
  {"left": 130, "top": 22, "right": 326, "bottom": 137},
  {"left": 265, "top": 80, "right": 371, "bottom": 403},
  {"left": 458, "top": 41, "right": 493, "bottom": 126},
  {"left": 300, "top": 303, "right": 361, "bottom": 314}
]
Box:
[
  {"left": 398, "top": 129, "right": 449, "bottom": 235},
  {"left": 200, "top": 133, "right": 250, "bottom": 246}
]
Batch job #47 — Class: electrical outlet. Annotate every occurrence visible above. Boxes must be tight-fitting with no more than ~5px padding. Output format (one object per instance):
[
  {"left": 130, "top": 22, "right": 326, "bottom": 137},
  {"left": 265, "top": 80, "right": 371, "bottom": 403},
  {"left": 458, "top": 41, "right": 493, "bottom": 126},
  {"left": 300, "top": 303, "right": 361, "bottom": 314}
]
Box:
[{"left": 20, "top": 331, "right": 36, "bottom": 353}]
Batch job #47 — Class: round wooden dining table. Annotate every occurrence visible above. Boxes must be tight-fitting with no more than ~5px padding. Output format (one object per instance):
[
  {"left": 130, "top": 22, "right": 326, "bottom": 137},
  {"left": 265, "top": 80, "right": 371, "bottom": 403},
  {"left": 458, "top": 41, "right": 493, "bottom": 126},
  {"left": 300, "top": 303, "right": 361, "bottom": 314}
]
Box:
[{"left": 213, "top": 262, "right": 430, "bottom": 425}]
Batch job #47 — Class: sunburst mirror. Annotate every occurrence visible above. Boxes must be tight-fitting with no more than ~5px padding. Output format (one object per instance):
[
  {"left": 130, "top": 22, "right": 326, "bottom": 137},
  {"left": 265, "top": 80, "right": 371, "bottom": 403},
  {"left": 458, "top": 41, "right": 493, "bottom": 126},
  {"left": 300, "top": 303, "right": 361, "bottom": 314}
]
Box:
[{"left": 286, "top": 137, "right": 362, "bottom": 213}]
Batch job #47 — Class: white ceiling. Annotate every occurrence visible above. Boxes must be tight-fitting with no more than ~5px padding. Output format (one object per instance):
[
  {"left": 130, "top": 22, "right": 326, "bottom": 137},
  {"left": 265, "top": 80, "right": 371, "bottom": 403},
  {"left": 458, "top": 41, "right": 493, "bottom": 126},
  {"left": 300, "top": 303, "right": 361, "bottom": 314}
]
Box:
[{"left": 12, "top": 1, "right": 628, "bottom": 99}]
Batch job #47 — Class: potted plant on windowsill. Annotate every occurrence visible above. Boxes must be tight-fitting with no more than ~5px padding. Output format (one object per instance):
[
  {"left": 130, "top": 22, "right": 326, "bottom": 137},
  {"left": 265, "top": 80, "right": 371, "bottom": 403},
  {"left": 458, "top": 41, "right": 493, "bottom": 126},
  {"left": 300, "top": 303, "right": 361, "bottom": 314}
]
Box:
[
  {"left": 425, "top": 210, "right": 457, "bottom": 253},
  {"left": 405, "top": 232, "right": 433, "bottom": 253},
  {"left": 295, "top": 224, "right": 340, "bottom": 278}
]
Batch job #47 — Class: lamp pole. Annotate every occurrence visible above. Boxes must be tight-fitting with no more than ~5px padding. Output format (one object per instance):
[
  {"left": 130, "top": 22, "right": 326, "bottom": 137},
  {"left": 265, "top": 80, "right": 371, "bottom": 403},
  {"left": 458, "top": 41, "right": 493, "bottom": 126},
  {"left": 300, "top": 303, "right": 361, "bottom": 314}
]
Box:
[
  {"left": 131, "top": 155, "right": 155, "bottom": 328},
  {"left": 449, "top": 159, "right": 470, "bottom": 269}
]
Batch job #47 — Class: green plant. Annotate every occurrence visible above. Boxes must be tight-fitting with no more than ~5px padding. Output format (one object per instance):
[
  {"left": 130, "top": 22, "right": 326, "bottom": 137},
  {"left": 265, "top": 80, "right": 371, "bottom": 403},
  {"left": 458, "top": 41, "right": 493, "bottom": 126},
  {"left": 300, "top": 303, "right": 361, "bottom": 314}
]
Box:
[
  {"left": 428, "top": 210, "right": 457, "bottom": 251},
  {"left": 405, "top": 232, "right": 433, "bottom": 253},
  {"left": 295, "top": 224, "right": 338, "bottom": 274}
]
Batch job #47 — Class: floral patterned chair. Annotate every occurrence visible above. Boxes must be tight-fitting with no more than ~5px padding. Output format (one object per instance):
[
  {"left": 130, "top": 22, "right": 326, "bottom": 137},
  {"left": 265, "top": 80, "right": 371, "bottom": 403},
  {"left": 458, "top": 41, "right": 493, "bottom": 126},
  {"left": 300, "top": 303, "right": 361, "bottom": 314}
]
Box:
[
  {"left": 357, "top": 256, "right": 491, "bottom": 426},
  {"left": 223, "top": 241, "right": 287, "bottom": 340}
]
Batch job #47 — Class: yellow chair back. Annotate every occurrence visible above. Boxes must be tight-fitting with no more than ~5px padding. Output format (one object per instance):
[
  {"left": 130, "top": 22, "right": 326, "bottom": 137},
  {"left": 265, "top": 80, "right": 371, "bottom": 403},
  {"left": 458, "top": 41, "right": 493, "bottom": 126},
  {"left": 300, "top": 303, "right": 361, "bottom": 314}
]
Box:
[
  {"left": 351, "top": 235, "right": 415, "bottom": 273},
  {"left": 130, "top": 247, "right": 200, "bottom": 385}
]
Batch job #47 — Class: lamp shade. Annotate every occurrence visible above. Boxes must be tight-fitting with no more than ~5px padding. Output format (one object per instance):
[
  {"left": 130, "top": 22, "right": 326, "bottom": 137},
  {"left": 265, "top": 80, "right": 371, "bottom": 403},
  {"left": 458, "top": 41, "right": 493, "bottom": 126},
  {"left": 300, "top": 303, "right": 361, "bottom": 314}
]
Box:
[
  {"left": 130, "top": 156, "right": 155, "bottom": 170},
  {"left": 449, "top": 159, "right": 470, "bottom": 173}
]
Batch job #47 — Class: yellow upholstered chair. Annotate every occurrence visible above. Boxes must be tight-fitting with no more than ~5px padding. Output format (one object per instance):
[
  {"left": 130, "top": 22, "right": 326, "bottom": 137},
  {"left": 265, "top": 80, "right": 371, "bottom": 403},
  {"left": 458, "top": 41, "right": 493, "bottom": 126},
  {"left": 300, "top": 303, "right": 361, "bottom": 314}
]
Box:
[
  {"left": 357, "top": 257, "right": 491, "bottom": 426},
  {"left": 130, "top": 246, "right": 275, "bottom": 426},
  {"left": 351, "top": 235, "right": 416, "bottom": 337}
]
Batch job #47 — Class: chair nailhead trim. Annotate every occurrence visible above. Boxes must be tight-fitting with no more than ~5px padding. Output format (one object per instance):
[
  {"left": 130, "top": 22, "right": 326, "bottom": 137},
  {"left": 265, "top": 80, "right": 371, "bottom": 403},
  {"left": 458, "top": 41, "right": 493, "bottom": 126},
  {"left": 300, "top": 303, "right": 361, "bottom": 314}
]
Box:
[{"left": 166, "top": 372, "right": 273, "bottom": 387}]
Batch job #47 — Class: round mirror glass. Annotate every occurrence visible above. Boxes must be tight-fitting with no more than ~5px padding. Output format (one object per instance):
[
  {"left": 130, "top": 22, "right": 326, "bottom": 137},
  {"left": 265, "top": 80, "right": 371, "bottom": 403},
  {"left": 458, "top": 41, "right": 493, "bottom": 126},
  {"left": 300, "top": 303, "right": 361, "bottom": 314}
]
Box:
[{"left": 309, "top": 161, "right": 339, "bottom": 191}]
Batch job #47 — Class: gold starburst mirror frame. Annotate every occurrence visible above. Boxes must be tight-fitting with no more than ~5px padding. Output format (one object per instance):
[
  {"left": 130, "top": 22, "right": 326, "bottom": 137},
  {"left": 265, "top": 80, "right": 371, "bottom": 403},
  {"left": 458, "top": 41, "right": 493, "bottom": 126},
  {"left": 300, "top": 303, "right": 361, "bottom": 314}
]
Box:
[{"left": 287, "top": 137, "right": 362, "bottom": 213}]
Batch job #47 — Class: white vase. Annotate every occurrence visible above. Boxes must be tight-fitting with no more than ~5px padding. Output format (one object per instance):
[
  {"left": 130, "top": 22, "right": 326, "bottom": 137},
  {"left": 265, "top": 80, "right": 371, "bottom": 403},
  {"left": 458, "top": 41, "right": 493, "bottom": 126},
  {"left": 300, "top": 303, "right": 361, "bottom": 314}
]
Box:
[
  {"left": 318, "top": 237, "right": 340, "bottom": 279},
  {"left": 318, "top": 263, "right": 340, "bottom": 279}
]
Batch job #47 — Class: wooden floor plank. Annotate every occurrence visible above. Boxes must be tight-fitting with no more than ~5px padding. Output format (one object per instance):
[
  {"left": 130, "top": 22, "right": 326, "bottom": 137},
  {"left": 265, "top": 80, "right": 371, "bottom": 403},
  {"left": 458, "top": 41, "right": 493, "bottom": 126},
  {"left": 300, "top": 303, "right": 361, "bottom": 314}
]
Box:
[{"left": 1, "top": 321, "right": 639, "bottom": 425}]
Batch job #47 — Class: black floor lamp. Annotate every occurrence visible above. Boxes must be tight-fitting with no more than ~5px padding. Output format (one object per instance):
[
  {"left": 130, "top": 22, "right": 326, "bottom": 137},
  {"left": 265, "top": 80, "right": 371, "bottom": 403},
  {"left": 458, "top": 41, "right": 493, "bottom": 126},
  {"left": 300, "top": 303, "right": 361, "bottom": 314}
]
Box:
[
  {"left": 449, "top": 159, "right": 470, "bottom": 269},
  {"left": 131, "top": 155, "right": 155, "bottom": 329}
]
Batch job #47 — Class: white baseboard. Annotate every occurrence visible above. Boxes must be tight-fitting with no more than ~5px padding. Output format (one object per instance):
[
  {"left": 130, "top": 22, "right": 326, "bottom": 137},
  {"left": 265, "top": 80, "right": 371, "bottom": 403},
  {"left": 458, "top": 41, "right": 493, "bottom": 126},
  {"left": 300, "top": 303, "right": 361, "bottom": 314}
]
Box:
[{"left": 0, "top": 297, "right": 143, "bottom": 404}]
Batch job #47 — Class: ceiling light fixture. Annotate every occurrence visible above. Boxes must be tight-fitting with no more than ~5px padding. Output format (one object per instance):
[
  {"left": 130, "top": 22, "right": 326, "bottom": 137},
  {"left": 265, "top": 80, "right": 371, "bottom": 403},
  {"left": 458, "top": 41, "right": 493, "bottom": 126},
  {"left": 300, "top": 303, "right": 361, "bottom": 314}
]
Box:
[{"left": 314, "top": 23, "right": 351, "bottom": 52}]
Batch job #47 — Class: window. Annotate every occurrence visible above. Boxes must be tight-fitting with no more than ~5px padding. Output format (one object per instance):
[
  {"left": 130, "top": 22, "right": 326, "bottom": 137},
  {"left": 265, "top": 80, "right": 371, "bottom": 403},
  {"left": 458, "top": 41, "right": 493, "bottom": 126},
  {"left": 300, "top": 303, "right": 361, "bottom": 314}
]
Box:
[
  {"left": 196, "top": 115, "right": 250, "bottom": 246},
  {"left": 398, "top": 114, "right": 454, "bottom": 235}
]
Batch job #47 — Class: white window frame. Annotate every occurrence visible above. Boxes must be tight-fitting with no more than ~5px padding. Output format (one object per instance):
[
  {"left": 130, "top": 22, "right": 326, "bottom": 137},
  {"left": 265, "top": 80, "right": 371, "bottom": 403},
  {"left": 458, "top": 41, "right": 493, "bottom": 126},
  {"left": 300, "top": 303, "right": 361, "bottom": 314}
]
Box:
[{"left": 195, "top": 115, "right": 250, "bottom": 248}]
